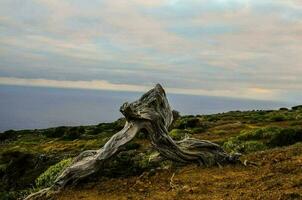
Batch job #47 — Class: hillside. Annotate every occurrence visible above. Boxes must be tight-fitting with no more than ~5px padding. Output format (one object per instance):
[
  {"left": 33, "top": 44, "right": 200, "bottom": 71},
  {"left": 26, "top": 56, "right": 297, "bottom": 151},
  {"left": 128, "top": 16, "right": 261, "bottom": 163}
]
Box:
[{"left": 1, "top": 107, "right": 302, "bottom": 200}]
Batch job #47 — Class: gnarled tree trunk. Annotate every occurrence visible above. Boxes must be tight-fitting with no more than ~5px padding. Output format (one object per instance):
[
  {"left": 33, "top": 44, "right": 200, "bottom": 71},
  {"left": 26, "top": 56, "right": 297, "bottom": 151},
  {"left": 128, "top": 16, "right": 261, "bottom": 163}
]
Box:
[{"left": 25, "top": 84, "right": 239, "bottom": 200}]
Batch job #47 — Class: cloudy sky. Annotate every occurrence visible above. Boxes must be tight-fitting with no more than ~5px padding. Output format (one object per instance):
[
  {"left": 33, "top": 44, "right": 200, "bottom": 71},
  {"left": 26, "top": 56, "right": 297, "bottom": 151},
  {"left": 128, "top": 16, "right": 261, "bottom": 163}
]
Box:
[{"left": 0, "top": 0, "right": 302, "bottom": 103}]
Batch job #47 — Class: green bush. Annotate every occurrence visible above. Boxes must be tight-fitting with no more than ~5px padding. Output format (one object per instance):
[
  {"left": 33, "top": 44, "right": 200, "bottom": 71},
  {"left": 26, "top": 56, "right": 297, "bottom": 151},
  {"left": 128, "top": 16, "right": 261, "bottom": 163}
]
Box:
[
  {"left": 289, "top": 121, "right": 302, "bottom": 126},
  {"left": 269, "top": 114, "right": 286, "bottom": 122},
  {"left": 223, "top": 139, "right": 266, "bottom": 153},
  {"left": 54, "top": 127, "right": 67, "bottom": 137},
  {"left": 242, "top": 141, "right": 267, "bottom": 152},
  {"left": 248, "top": 114, "right": 266, "bottom": 123},
  {"left": 296, "top": 114, "right": 302, "bottom": 120},
  {"left": 169, "top": 129, "right": 186, "bottom": 140},
  {"left": 292, "top": 105, "right": 302, "bottom": 110},
  {"left": 43, "top": 127, "right": 85, "bottom": 139},
  {"left": 173, "top": 118, "right": 199, "bottom": 129},
  {"left": 188, "top": 127, "right": 206, "bottom": 134},
  {"left": 223, "top": 127, "right": 302, "bottom": 153},
  {"left": 223, "top": 138, "right": 242, "bottom": 153},
  {"left": 43, "top": 127, "right": 67, "bottom": 138},
  {"left": 0, "top": 130, "right": 17, "bottom": 141},
  {"left": 261, "top": 127, "right": 283, "bottom": 139},
  {"left": 93, "top": 120, "right": 124, "bottom": 135},
  {"left": 237, "top": 127, "right": 281, "bottom": 141},
  {"left": 236, "top": 129, "right": 263, "bottom": 141},
  {"left": 0, "top": 191, "right": 14, "bottom": 200},
  {"left": 90, "top": 126, "right": 104, "bottom": 135},
  {"left": 268, "top": 128, "right": 302, "bottom": 147},
  {"left": 35, "top": 158, "right": 72, "bottom": 188},
  {"left": 206, "top": 115, "right": 220, "bottom": 122},
  {"left": 63, "top": 127, "right": 81, "bottom": 140},
  {"left": 78, "top": 126, "right": 85, "bottom": 134}
]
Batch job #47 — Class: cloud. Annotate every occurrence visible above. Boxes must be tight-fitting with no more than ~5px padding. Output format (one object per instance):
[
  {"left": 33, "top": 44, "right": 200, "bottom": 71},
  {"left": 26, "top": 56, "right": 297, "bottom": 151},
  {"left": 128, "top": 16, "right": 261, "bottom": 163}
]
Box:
[
  {"left": 0, "top": 0, "right": 302, "bottom": 102},
  {"left": 0, "top": 77, "right": 279, "bottom": 100},
  {"left": 0, "top": 76, "right": 149, "bottom": 92}
]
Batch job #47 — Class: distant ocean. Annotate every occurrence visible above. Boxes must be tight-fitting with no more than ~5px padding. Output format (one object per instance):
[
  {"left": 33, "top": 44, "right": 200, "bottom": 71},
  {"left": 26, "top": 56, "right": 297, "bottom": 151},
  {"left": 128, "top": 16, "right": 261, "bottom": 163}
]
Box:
[{"left": 0, "top": 85, "right": 290, "bottom": 132}]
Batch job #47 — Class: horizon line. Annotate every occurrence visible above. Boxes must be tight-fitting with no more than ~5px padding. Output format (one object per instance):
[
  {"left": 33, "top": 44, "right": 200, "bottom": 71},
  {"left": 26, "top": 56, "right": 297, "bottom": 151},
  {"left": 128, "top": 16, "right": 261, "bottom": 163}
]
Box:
[{"left": 0, "top": 76, "right": 285, "bottom": 102}]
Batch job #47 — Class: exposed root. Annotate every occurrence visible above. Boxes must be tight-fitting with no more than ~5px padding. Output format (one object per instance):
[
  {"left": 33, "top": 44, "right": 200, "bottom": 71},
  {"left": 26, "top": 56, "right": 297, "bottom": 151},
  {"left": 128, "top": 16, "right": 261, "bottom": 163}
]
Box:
[
  {"left": 169, "top": 173, "right": 177, "bottom": 190},
  {"left": 24, "top": 187, "right": 57, "bottom": 200},
  {"left": 243, "top": 159, "right": 259, "bottom": 167}
]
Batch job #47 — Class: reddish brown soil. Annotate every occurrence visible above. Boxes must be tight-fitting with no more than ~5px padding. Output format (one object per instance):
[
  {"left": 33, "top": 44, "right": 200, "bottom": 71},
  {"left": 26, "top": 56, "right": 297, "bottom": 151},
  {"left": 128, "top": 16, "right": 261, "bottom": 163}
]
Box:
[{"left": 57, "top": 143, "right": 302, "bottom": 200}]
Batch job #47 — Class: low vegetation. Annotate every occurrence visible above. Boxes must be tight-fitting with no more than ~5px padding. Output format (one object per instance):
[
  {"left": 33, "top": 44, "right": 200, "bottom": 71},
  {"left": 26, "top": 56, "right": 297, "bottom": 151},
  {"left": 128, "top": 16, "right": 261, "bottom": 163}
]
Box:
[
  {"left": 223, "top": 126, "right": 302, "bottom": 153},
  {"left": 35, "top": 158, "right": 73, "bottom": 188},
  {"left": 1, "top": 106, "right": 302, "bottom": 199}
]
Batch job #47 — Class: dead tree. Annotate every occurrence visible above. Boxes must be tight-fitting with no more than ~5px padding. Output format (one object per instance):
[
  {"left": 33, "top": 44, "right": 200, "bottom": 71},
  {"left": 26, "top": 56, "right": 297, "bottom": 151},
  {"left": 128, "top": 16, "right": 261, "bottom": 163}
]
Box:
[{"left": 25, "top": 84, "right": 239, "bottom": 200}]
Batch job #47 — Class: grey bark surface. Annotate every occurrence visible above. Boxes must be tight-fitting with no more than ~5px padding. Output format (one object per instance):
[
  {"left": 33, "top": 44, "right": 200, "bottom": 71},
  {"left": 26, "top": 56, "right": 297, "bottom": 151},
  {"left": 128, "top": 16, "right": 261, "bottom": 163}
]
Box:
[{"left": 25, "top": 84, "right": 239, "bottom": 200}]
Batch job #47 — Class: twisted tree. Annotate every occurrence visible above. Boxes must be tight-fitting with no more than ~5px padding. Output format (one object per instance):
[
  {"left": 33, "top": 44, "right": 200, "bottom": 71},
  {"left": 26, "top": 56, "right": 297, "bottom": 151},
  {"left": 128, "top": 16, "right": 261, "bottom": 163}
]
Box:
[{"left": 25, "top": 84, "right": 239, "bottom": 200}]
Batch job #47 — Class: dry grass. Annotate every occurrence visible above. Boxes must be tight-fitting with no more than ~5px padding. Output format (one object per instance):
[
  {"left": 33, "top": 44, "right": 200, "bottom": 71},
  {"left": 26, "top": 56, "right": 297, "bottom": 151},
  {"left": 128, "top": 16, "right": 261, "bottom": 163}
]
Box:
[{"left": 57, "top": 143, "right": 302, "bottom": 200}]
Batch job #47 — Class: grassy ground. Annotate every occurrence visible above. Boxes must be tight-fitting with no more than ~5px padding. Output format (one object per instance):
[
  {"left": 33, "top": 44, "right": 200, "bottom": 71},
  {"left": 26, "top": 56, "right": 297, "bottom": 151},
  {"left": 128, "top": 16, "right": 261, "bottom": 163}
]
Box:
[{"left": 1, "top": 107, "right": 302, "bottom": 199}]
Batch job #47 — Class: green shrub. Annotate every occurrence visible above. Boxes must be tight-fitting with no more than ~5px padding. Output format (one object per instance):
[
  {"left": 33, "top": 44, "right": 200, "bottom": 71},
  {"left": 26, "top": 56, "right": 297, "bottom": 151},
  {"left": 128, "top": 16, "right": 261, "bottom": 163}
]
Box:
[
  {"left": 78, "top": 126, "right": 85, "bottom": 134},
  {"left": 296, "top": 114, "right": 302, "bottom": 120},
  {"left": 169, "top": 129, "right": 186, "bottom": 140},
  {"left": 90, "top": 126, "right": 104, "bottom": 135},
  {"left": 43, "top": 127, "right": 67, "bottom": 138},
  {"left": 173, "top": 118, "right": 199, "bottom": 129},
  {"left": 269, "top": 114, "right": 286, "bottom": 122},
  {"left": 237, "top": 127, "right": 281, "bottom": 141},
  {"left": 292, "top": 105, "right": 302, "bottom": 110},
  {"left": 242, "top": 141, "right": 267, "bottom": 152},
  {"left": 137, "top": 154, "right": 150, "bottom": 169},
  {"left": 90, "top": 122, "right": 119, "bottom": 135},
  {"left": 223, "top": 138, "right": 242, "bottom": 153},
  {"left": 248, "top": 114, "right": 266, "bottom": 123},
  {"left": 237, "top": 129, "right": 262, "bottom": 141},
  {"left": 63, "top": 127, "right": 81, "bottom": 140},
  {"left": 0, "top": 191, "right": 15, "bottom": 200},
  {"left": 42, "top": 129, "right": 53, "bottom": 137},
  {"left": 137, "top": 152, "right": 161, "bottom": 170},
  {"left": 35, "top": 158, "right": 72, "bottom": 188},
  {"left": 289, "top": 121, "right": 302, "bottom": 126},
  {"left": 223, "top": 139, "right": 266, "bottom": 153},
  {"left": 261, "top": 127, "right": 283, "bottom": 139},
  {"left": 0, "top": 130, "right": 17, "bottom": 141},
  {"left": 43, "top": 127, "right": 85, "bottom": 139},
  {"left": 94, "top": 121, "right": 124, "bottom": 134},
  {"left": 268, "top": 128, "right": 302, "bottom": 147},
  {"left": 54, "top": 127, "right": 67, "bottom": 137},
  {"left": 188, "top": 127, "right": 206, "bottom": 134},
  {"left": 223, "top": 126, "right": 302, "bottom": 153},
  {"left": 206, "top": 115, "right": 220, "bottom": 122}
]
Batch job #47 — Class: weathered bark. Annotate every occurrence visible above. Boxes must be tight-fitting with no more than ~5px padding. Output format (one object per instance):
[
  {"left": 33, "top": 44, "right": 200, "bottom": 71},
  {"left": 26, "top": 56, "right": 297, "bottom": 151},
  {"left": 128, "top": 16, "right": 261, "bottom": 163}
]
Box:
[{"left": 25, "top": 84, "right": 239, "bottom": 200}]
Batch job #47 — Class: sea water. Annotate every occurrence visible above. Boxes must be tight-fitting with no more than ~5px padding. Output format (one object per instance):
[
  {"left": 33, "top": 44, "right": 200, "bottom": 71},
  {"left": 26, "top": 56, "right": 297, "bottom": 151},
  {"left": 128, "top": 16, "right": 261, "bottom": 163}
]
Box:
[{"left": 0, "top": 85, "right": 289, "bottom": 132}]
